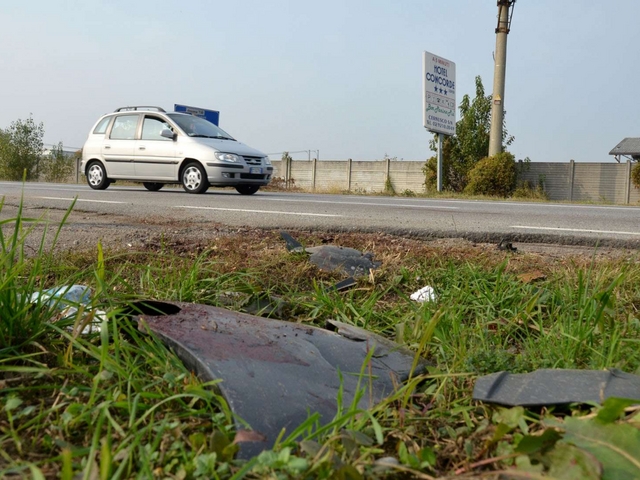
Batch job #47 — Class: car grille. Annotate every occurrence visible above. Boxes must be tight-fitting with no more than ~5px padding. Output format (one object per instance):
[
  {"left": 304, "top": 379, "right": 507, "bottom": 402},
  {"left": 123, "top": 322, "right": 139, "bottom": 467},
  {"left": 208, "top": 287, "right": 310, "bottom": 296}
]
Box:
[{"left": 243, "top": 156, "right": 262, "bottom": 165}]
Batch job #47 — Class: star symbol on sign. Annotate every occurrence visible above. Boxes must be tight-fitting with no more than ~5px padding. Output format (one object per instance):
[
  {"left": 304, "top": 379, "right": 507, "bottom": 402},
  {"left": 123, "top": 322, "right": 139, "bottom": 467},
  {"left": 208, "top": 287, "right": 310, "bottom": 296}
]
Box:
[
  {"left": 444, "top": 90, "right": 448, "bottom": 95},
  {"left": 439, "top": 88, "right": 443, "bottom": 94},
  {"left": 434, "top": 86, "right": 438, "bottom": 92}
]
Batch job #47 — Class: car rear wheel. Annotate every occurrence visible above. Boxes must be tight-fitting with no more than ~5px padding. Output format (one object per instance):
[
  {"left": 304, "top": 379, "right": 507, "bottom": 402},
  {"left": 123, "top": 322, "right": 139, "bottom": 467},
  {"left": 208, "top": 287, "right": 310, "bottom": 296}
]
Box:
[
  {"left": 143, "top": 182, "right": 164, "bottom": 192},
  {"left": 235, "top": 185, "right": 260, "bottom": 195},
  {"left": 87, "top": 161, "right": 110, "bottom": 190},
  {"left": 181, "top": 162, "right": 209, "bottom": 194}
]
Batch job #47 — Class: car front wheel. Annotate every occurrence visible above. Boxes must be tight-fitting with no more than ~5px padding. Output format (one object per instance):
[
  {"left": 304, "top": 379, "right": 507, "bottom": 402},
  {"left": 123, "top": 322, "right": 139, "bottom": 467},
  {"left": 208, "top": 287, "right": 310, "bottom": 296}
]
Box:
[
  {"left": 235, "top": 185, "right": 260, "bottom": 195},
  {"left": 86, "top": 161, "right": 110, "bottom": 190},
  {"left": 181, "top": 162, "right": 209, "bottom": 194},
  {"left": 143, "top": 182, "right": 164, "bottom": 192}
]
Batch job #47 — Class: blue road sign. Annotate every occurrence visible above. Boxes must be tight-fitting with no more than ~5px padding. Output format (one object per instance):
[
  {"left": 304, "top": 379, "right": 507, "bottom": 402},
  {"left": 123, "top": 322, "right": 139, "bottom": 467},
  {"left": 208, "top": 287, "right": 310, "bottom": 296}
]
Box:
[{"left": 174, "top": 104, "right": 220, "bottom": 126}]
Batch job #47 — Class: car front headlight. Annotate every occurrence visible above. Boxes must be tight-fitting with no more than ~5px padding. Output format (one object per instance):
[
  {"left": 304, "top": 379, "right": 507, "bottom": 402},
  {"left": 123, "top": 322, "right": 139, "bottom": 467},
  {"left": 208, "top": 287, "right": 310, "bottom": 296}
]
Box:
[
  {"left": 214, "top": 152, "right": 241, "bottom": 163},
  {"left": 264, "top": 156, "right": 272, "bottom": 166}
]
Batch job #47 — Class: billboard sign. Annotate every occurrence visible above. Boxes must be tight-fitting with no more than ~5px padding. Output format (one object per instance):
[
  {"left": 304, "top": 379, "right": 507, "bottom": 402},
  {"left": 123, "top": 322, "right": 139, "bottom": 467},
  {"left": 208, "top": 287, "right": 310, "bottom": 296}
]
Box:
[
  {"left": 422, "top": 51, "right": 456, "bottom": 135},
  {"left": 174, "top": 104, "right": 220, "bottom": 126}
]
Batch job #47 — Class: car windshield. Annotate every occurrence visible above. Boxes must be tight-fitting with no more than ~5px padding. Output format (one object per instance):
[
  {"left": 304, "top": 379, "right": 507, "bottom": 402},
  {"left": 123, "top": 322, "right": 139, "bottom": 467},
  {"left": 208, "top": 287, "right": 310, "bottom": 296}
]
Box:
[{"left": 167, "top": 114, "right": 235, "bottom": 140}]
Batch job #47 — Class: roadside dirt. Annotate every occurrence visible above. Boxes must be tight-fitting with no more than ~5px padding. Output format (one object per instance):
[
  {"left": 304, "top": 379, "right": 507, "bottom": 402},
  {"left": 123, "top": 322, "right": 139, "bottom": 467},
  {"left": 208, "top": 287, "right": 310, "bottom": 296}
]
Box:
[{"left": 2, "top": 203, "right": 637, "bottom": 266}]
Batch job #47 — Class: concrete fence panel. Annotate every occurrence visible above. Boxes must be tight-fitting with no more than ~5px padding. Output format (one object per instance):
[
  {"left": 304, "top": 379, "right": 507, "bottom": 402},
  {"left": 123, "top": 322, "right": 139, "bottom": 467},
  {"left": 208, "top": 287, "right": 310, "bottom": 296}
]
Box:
[
  {"left": 350, "top": 161, "right": 387, "bottom": 192},
  {"left": 520, "top": 163, "right": 572, "bottom": 201},
  {"left": 573, "top": 163, "right": 628, "bottom": 204},
  {"left": 269, "top": 158, "right": 638, "bottom": 205},
  {"left": 315, "top": 161, "right": 349, "bottom": 191}
]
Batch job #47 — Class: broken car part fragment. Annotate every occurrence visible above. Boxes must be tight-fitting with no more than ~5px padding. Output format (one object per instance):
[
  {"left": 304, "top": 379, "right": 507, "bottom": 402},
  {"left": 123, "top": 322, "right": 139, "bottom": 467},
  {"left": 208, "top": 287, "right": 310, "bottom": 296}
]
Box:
[
  {"left": 131, "top": 301, "right": 429, "bottom": 459},
  {"left": 280, "top": 231, "right": 381, "bottom": 277},
  {"left": 473, "top": 368, "right": 640, "bottom": 407}
]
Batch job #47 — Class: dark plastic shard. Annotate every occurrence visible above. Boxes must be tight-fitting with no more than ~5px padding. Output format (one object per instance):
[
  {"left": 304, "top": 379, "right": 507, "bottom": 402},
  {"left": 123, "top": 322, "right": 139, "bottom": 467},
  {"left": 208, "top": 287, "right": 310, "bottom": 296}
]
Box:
[
  {"left": 280, "top": 231, "right": 305, "bottom": 253},
  {"left": 133, "top": 301, "right": 430, "bottom": 459},
  {"left": 330, "top": 277, "right": 358, "bottom": 292},
  {"left": 280, "top": 231, "right": 381, "bottom": 277},
  {"left": 473, "top": 368, "right": 640, "bottom": 407},
  {"left": 306, "top": 245, "right": 381, "bottom": 277}
]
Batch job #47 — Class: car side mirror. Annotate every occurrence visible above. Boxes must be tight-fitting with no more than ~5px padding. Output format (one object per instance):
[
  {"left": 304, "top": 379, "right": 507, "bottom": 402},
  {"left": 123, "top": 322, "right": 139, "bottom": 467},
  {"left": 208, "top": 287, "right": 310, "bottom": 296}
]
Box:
[{"left": 161, "top": 129, "right": 176, "bottom": 140}]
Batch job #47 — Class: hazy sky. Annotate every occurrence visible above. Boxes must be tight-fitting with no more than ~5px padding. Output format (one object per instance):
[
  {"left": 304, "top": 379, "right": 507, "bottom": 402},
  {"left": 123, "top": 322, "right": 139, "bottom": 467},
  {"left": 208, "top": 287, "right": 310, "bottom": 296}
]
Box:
[{"left": 2, "top": 1, "right": 639, "bottom": 162}]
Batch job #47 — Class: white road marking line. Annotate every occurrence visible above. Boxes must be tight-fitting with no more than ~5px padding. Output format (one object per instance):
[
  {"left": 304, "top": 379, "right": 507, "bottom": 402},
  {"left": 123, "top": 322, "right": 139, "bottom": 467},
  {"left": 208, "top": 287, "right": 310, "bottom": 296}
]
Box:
[
  {"left": 262, "top": 198, "right": 459, "bottom": 209},
  {"left": 174, "top": 206, "right": 342, "bottom": 217},
  {"left": 512, "top": 225, "right": 640, "bottom": 236},
  {"left": 36, "top": 196, "right": 126, "bottom": 204},
  {"left": 407, "top": 198, "right": 638, "bottom": 211}
]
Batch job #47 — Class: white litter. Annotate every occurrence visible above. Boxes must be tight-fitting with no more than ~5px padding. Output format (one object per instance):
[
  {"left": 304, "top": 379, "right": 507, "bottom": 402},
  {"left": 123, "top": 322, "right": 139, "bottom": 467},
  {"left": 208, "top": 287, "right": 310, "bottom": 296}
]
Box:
[
  {"left": 29, "top": 284, "right": 106, "bottom": 333},
  {"left": 410, "top": 285, "right": 436, "bottom": 303}
]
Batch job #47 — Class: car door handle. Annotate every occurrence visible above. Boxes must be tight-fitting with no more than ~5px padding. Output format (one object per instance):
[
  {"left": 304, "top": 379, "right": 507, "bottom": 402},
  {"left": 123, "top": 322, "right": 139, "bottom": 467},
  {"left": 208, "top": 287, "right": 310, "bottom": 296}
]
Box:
[
  {"left": 104, "top": 145, "right": 111, "bottom": 149},
  {"left": 138, "top": 146, "right": 146, "bottom": 150}
]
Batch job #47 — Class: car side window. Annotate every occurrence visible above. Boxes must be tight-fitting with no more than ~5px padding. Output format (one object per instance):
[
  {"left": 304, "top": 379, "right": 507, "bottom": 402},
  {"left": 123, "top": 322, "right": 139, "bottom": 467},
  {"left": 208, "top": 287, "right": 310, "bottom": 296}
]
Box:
[
  {"left": 110, "top": 115, "right": 139, "bottom": 140},
  {"left": 93, "top": 117, "right": 111, "bottom": 135},
  {"left": 141, "top": 116, "right": 172, "bottom": 141}
]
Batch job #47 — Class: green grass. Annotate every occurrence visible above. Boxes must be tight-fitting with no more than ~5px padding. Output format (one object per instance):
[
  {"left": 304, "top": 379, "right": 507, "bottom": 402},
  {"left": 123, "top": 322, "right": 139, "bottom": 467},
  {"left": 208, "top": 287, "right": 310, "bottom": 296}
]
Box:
[{"left": 1, "top": 202, "right": 640, "bottom": 478}]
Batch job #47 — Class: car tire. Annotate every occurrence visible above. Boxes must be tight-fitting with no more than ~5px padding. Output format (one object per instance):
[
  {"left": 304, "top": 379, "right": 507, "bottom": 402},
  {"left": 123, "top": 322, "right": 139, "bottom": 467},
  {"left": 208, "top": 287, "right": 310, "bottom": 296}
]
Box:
[
  {"left": 86, "top": 161, "right": 110, "bottom": 190},
  {"left": 181, "top": 162, "right": 209, "bottom": 194},
  {"left": 235, "top": 185, "right": 260, "bottom": 195},
  {"left": 143, "top": 182, "right": 164, "bottom": 192}
]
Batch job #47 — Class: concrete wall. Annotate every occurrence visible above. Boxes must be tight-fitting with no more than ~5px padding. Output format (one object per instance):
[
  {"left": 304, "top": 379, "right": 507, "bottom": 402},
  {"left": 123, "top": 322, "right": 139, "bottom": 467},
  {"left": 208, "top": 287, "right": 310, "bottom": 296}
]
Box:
[{"left": 271, "top": 159, "right": 639, "bottom": 204}]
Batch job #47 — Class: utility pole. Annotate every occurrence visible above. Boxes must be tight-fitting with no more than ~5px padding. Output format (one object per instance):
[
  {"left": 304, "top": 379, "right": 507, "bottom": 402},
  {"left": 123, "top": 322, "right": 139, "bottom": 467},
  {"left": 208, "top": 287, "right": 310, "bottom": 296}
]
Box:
[{"left": 488, "top": 0, "right": 516, "bottom": 157}]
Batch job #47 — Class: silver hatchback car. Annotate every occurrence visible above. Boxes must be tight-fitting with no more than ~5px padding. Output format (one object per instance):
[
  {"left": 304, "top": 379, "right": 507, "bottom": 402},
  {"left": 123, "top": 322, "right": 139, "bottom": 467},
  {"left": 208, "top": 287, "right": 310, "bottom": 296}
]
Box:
[{"left": 80, "top": 106, "right": 272, "bottom": 194}]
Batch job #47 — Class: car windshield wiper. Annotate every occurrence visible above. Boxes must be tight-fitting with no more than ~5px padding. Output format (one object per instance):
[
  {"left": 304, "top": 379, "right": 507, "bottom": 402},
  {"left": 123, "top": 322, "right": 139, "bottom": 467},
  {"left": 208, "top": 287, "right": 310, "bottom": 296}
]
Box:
[{"left": 189, "top": 134, "right": 236, "bottom": 141}]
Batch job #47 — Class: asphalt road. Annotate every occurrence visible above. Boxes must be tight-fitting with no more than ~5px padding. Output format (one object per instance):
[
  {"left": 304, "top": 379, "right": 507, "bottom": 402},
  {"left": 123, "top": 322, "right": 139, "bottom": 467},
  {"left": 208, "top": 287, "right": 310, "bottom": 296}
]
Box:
[{"left": 1, "top": 181, "right": 639, "bottom": 247}]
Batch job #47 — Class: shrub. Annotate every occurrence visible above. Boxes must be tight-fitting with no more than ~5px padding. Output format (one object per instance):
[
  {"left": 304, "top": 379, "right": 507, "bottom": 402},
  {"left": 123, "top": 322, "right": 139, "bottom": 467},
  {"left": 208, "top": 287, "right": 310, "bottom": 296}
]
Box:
[
  {"left": 40, "top": 143, "right": 76, "bottom": 182},
  {"left": 512, "top": 180, "right": 548, "bottom": 200},
  {"left": 464, "top": 151, "right": 516, "bottom": 197},
  {"left": 631, "top": 162, "right": 640, "bottom": 189}
]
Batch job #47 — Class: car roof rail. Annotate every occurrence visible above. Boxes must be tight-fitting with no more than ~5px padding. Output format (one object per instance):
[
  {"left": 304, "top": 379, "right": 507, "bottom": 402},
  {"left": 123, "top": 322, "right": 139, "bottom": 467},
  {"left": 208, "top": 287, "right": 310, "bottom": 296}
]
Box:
[{"left": 114, "top": 106, "right": 166, "bottom": 113}]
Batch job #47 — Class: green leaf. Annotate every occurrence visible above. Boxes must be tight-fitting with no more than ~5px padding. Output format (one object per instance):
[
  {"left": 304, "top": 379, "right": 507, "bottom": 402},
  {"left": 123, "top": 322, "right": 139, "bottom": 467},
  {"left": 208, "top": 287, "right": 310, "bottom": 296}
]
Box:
[
  {"left": 335, "top": 465, "right": 363, "bottom": 480},
  {"left": 561, "top": 416, "right": 640, "bottom": 479},
  {"left": 345, "top": 429, "right": 374, "bottom": 447},
  {"left": 545, "top": 443, "right": 601, "bottom": 480},
  {"left": 596, "top": 397, "right": 638, "bottom": 424},
  {"left": 516, "top": 428, "right": 562, "bottom": 455},
  {"left": 4, "top": 396, "right": 22, "bottom": 411},
  {"left": 494, "top": 406, "right": 526, "bottom": 429}
]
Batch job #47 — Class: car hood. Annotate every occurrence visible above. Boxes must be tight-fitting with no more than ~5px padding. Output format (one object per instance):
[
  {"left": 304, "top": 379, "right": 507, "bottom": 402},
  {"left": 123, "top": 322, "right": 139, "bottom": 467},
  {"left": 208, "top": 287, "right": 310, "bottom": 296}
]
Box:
[{"left": 191, "top": 138, "right": 266, "bottom": 157}]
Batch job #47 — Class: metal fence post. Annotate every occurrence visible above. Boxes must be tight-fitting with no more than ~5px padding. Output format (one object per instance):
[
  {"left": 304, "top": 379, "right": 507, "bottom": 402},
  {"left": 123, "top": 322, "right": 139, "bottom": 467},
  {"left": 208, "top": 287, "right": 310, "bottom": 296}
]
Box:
[{"left": 347, "top": 158, "right": 352, "bottom": 192}]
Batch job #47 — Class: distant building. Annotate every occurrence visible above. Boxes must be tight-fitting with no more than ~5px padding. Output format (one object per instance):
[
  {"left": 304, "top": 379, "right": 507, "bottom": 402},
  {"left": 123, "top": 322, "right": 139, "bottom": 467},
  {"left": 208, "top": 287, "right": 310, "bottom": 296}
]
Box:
[{"left": 609, "top": 138, "right": 640, "bottom": 162}]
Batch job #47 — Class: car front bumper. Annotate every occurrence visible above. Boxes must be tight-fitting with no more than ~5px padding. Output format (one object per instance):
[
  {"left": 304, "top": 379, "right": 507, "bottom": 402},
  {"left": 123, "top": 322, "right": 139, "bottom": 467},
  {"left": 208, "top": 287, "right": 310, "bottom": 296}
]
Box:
[{"left": 204, "top": 162, "right": 273, "bottom": 186}]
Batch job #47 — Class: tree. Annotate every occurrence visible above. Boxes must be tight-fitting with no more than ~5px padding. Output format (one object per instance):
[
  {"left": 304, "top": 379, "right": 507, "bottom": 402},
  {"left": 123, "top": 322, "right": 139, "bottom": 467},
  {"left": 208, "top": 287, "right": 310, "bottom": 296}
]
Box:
[
  {"left": 40, "top": 142, "right": 76, "bottom": 183},
  {"left": 423, "top": 76, "right": 514, "bottom": 192},
  {"left": 0, "top": 116, "right": 45, "bottom": 181}
]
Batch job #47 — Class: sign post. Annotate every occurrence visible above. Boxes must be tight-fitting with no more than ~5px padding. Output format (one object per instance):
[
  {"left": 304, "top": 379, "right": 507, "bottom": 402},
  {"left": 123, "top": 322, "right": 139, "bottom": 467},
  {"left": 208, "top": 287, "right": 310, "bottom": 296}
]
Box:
[{"left": 423, "top": 51, "right": 456, "bottom": 192}]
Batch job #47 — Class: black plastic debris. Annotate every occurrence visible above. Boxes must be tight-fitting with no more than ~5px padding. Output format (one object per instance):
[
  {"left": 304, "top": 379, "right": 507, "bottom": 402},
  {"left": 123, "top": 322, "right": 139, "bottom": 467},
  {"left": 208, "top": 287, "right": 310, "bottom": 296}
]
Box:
[
  {"left": 497, "top": 238, "right": 517, "bottom": 252},
  {"left": 280, "top": 231, "right": 381, "bottom": 277},
  {"left": 473, "top": 368, "right": 640, "bottom": 407},
  {"left": 280, "top": 231, "right": 305, "bottom": 253},
  {"left": 330, "top": 277, "right": 358, "bottom": 292},
  {"left": 133, "top": 301, "right": 429, "bottom": 458}
]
